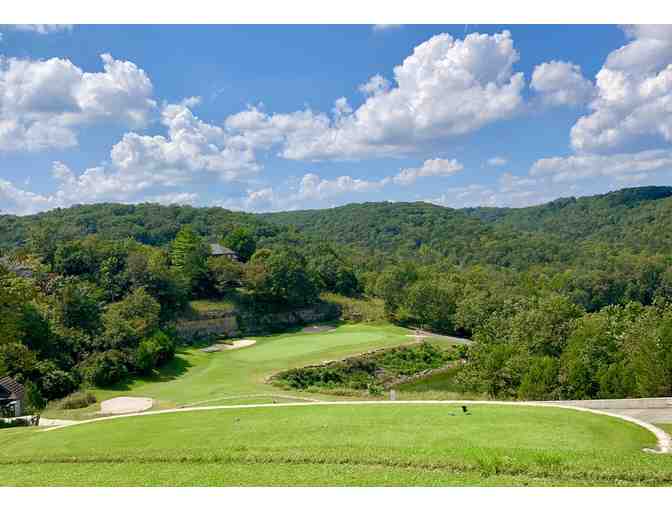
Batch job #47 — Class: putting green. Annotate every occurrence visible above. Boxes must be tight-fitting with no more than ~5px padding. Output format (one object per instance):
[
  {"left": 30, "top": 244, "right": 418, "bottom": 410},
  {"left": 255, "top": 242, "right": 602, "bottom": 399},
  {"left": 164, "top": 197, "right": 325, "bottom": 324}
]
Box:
[{"left": 3, "top": 403, "right": 672, "bottom": 486}]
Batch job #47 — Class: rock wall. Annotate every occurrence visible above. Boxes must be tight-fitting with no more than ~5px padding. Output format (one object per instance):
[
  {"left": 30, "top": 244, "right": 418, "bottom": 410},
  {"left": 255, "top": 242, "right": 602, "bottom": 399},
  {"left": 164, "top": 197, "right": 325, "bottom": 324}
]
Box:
[{"left": 175, "top": 302, "right": 340, "bottom": 341}]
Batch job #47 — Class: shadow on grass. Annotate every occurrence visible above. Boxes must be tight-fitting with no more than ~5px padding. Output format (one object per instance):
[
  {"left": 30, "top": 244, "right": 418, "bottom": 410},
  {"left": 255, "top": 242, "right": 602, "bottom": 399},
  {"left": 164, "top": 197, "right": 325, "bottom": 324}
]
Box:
[{"left": 102, "top": 354, "right": 194, "bottom": 391}]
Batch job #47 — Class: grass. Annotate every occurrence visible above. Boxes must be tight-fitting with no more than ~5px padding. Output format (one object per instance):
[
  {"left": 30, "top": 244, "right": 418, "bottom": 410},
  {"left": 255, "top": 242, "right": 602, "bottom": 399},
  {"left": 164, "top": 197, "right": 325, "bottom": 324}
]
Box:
[
  {"left": 188, "top": 299, "right": 236, "bottom": 313},
  {"left": 43, "top": 323, "right": 415, "bottom": 417},
  {"left": 2, "top": 403, "right": 672, "bottom": 486}
]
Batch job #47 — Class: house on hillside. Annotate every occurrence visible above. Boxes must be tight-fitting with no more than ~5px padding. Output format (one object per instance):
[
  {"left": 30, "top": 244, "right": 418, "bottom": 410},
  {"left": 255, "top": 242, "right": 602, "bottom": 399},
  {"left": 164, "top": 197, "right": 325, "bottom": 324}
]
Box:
[
  {"left": 209, "top": 243, "right": 239, "bottom": 261},
  {"left": 0, "top": 377, "right": 26, "bottom": 417}
]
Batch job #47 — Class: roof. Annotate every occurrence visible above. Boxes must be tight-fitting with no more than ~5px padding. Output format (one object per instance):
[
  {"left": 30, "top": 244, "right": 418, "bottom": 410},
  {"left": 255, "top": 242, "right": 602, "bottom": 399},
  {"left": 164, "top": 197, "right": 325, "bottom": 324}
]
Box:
[
  {"left": 0, "top": 377, "right": 25, "bottom": 401},
  {"left": 209, "top": 243, "right": 237, "bottom": 256}
]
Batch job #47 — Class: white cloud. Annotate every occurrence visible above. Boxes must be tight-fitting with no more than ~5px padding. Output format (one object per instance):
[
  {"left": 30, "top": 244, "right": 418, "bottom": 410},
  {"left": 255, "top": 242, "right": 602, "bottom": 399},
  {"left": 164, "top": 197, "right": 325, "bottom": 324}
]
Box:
[
  {"left": 372, "top": 25, "right": 403, "bottom": 32},
  {"left": 298, "top": 173, "right": 388, "bottom": 200},
  {"left": 11, "top": 25, "right": 73, "bottom": 35},
  {"left": 226, "top": 31, "right": 525, "bottom": 161},
  {"left": 571, "top": 25, "right": 672, "bottom": 153},
  {"left": 531, "top": 60, "right": 594, "bottom": 107},
  {"left": 530, "top": 149, "right": 672, "bottom": 183},
  {"left": 110, "top": 101, "right": 259, "bottom": 183},
  {"left": 0, "top": 53, "right": 156, "bottom": 152},
  {"left": 0, "top": 97, "right": 270, "bottom": 214},
  {"left": 144, "top": 192, "right": 199, "bottom": 206},
  {"left": 0, "top": 178, "right": 57, "bottom": 215},
  {"left": 487, "top": 156, "right": 507, "bottom": 167},
  {"left": 358, "top": 74, "right": 391, "bottom": 96},
  {"left": 393, "top": 158, "right": 463, "bottom": 185}
]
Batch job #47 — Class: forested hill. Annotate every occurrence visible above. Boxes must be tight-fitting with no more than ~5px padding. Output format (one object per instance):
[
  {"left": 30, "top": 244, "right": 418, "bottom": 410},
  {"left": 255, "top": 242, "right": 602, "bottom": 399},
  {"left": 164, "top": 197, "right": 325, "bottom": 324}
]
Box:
[
  {"left": 463, "top": 186, "right": 672, "bottom": 250},
  {"left": 3, "top": 186, "right": 672, "bottom": 267},
  {"left": 262, "top": 186, "right": 672, "bottom": 260},
  {"left": 0, "top": 202, "right": 278, "bottom": 249}
]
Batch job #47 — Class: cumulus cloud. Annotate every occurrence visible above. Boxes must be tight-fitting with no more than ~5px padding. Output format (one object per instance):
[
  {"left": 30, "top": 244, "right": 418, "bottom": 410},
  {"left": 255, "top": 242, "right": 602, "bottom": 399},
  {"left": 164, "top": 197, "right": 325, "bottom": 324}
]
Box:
[
  {"left": 530, "top": 149, "right": 672, "bottom": 183},
  {"left": 298, "top": 173, "right": 388, "bottom": 200},
  {"left": 225, "top": 31, "right": 525, "bottom": 161},
  {"left": 393, "top": 158, "right": 463, "bottom": 185},
  {"left": 0, "top": 53, "right": 156, "bottom": 151},
  {"left": 143, "top": 192, "right": 199, "bottom": 206},
  {"left": 0, "top": 98, "right": 270, "bottom": 214},
  {"left": 570, "top": 25, "right": 672, "bottom": 153},
  {"left": 111, "top": 102, "right": 259, "bottom": 183},
  {"left": 531, "top": 60, "right": 594, "bottom": 107}
]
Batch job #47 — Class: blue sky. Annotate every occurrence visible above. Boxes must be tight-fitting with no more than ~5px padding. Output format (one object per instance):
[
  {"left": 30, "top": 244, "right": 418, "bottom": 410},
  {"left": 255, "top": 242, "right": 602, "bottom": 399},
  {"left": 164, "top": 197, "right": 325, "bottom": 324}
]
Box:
[{"left": 1, "top": 24, "right": 672, "bottom": 214}]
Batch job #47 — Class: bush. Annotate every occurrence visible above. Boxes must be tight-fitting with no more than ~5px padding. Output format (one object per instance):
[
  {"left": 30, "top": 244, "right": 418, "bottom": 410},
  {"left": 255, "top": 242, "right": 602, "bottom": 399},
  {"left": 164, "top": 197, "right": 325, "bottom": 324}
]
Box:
[
  {"left": 78, "top": 350, "right": 128, "bottom": 387},
  {"left": 36, "top": 361, "right": 79, "bottom": 401},
  {"left": 54, "top": 391, "right": 97, "bottom": 410},
  {"left": 132, "top": 330, "right": 176, "bottom": 375}
]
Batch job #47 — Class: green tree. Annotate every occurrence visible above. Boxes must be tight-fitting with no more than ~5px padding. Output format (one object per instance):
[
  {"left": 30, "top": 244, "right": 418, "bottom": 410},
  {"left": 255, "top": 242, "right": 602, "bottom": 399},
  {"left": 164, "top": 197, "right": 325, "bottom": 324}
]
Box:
[
  {"left": 207, "top": 256, "right": 243, "bottom": 294},
  {"left": 223, "top": 227, "right": 256, "bottom": 262},
  {"left": 170, "top": 226, "right": 209, "bottom": 295},
  {"left": 102, "top": 288, "right": 161, "bottom": 349},
  {"left": 243, "top": 249, "right": 318, "bottom": 306}
]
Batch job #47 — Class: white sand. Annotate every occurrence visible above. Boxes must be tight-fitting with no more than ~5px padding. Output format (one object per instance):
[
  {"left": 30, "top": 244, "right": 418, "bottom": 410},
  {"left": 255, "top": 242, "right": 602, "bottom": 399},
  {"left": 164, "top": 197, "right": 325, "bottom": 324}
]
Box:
[{"left": 100, "top": 397, "right": 154, "bottom": 415}]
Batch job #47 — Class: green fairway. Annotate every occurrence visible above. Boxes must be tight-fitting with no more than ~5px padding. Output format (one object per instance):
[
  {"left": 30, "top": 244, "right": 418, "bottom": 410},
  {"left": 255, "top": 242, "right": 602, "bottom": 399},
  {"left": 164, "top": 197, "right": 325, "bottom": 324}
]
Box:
[
  {"left": 2, "top": 403, "right": 672, "bottom": 486},
  {"left": 45, "top": 323, "right": 413, "bottom": 418}
]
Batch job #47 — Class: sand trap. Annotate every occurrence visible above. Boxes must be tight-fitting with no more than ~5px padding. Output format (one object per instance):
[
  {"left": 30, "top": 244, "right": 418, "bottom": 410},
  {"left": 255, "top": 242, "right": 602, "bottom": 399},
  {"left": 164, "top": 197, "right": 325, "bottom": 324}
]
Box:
[
  {"left": 201, "top": 339, "right": 256, "bottom": 353},
  {"left": 100, "top": 397, "right": 154, "bottom": 415},
  {"left": 302, "top": 325, "right": 336, "bottom": 333}
]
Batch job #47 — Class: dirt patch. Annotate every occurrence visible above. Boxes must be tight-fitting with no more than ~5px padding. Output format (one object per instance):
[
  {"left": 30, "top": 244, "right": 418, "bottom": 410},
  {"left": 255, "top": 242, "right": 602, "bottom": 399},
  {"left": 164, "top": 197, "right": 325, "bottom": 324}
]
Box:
[
  {"left": 201, "top": 339, "right": 257, "bottom": 353},
  {"left": 301, "top": 325, "right": 337, "bottom": 333},
  {"left": 99, "top": 397, "right": 153, "bottom": 415}
]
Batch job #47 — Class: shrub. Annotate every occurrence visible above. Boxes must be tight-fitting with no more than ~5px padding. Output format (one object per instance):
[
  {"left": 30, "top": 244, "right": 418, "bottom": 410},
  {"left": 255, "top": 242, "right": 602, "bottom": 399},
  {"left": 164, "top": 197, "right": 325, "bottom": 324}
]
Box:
[
  {"left": 36, "top": 361, "right": 79, "bottom": 401},
  {"left": 54, "top": 391, "right": 97, "bottom": 410},
  {"left": 132, "top": 330, "right": 176, "bottom": 375},
  {"left": 78, "top": 350, "right": 128, "bottom": 387}
]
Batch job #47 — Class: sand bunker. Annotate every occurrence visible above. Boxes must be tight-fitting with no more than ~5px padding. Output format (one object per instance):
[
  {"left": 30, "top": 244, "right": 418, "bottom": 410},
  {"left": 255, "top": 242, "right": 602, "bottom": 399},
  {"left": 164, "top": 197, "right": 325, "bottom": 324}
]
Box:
[
  {"left": 301, "top": 325, "right": 337, "bottom": 333},
  {"left": 100, "top": 397, "right": 154, "bottom": 415},
  {"left": 201, "top": 339, "right": 257, "bottom": 353}
]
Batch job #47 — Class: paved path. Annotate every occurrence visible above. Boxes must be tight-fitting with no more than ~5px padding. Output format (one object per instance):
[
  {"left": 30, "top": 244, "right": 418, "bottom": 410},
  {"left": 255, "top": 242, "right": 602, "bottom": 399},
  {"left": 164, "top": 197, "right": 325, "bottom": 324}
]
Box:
[
  {"left": 546, "top": 397, "right": 672, "bottom": 424},
  {"left": 41, "top": 399, "right": 672, "bottom": 454},
  {"left": 38, "top": 418, "right": 77, "bottom": 427}
]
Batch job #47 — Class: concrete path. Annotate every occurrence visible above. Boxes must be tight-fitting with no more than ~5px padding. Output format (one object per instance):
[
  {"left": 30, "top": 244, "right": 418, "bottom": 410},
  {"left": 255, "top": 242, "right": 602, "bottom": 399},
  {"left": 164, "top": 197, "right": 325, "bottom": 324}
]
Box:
[
  {"left": 38, "top": 418, "right": 77, "bottom": 427},
  {"left": 41, "top": 399, "right": 672, "bottom": 454},
  {"left": 546, "top": 397, "right": 672, "bottom": 424}
]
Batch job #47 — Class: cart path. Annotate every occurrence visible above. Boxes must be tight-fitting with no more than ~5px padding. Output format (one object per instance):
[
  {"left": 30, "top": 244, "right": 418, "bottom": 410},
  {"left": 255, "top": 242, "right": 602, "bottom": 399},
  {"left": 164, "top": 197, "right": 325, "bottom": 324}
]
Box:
[{"left": 40, "top": 399, "right": 672, "bottom": 454}]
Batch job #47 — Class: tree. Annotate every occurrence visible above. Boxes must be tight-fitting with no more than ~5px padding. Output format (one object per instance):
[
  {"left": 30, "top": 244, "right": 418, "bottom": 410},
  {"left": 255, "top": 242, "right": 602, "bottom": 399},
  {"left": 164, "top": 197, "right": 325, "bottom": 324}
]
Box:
[
  {"left": 102, "top": 288, "right": 161, "bottom": 349},
  {"left": 50, "top": 279, "right": 103, "bottom": 334},
  {"left": 374, "top": 263, "right": 418, "bottom": 316},
  {"left": 224, "top": 227, "right": 256, "bottom": 262},
  {"left": 243, "top": 249, "right": 318, "bottom": 306},
  {"left": 397, "top": 279, "right": 459, "bottom": 333},
  {"left": 170, "top": 226, "right": 209, "bottom": 295},
  {"left": 0, "top": 343, "right": 38, "bottom": 380},
  {"left": 207, "top": 256, "right": 243, "bottom": 294},
  {"left": 307, "top": 246, "right": 360, "bottom": 296},
  {"left": 0, "top": 266, "right": 35, "bottom": 346},
  {"left": 78, "top": 350, "right": 128, "bottom": 387}
]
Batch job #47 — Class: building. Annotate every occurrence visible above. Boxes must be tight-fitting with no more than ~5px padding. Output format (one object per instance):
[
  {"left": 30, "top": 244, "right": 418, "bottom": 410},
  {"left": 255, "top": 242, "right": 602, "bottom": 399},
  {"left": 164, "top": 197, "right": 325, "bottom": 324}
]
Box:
[
  {"left": 209, "top": 243, "right": 239, "bottom": 261},
  {"left": 0, "top": 376, "right": 26, "bottom": 417}
]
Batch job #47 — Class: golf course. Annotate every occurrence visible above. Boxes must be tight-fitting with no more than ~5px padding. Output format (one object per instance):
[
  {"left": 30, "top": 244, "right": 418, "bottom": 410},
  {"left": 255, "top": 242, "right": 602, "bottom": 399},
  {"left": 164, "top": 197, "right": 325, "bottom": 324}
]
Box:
[
  {"left": 44, "top": 323, "right": 421, "bottom": 418},
  {"left": 2, "top": 323, "right": 672, "bottom": 486}
]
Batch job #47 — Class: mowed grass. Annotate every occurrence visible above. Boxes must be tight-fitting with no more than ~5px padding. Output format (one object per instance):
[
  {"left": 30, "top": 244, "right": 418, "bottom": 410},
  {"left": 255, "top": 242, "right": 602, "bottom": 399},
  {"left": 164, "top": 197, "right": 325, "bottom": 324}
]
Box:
[
  {"left": 45, "top": 323, "right": 414, "bottom": 418},
  {"left": 3, "top": 403, "right": 672, "bottom": 486}
]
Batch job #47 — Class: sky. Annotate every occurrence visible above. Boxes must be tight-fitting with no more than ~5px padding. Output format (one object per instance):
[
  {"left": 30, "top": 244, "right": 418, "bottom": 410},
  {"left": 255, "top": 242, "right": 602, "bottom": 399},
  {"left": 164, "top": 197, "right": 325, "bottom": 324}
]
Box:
[{"left": 1, "top": 23, "right": 672, "bottom": 215}]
